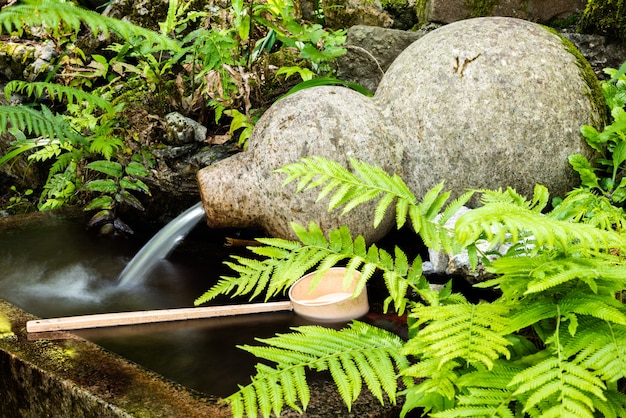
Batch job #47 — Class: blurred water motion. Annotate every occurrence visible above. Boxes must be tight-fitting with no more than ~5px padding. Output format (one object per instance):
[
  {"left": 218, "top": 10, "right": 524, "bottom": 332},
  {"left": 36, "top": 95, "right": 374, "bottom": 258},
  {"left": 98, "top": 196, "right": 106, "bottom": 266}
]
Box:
[{"left": 0, "top": 215, "right": 308, "bottom": 396}]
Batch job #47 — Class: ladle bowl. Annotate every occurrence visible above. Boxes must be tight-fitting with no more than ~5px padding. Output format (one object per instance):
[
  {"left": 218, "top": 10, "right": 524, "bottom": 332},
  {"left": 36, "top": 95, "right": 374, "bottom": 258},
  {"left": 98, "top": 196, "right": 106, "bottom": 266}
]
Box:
[{"left": 289, "top": 267, "right": 368, "bottom": 322}]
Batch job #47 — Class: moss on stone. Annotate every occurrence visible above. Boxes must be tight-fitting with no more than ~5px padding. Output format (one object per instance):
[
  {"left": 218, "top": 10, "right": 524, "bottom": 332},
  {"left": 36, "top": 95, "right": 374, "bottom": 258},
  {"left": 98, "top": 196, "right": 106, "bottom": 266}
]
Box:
[
  {"left": 546, "top": 26, "right": 608, "bottom": 129},
  {"left": 381, "top": 0, "right": 408, "bottom": 10},
  {"left": 414, "top": 0, "right": 428, "bottom": 23},
  {"left": 465, "top": 0, "right": 499, "bottom": 17},
  {"left": 0, "top": 312, "right": 13, "bottom": 337},
  {"left": 578, "top": 0, "right": 626, "bottom": 40}
]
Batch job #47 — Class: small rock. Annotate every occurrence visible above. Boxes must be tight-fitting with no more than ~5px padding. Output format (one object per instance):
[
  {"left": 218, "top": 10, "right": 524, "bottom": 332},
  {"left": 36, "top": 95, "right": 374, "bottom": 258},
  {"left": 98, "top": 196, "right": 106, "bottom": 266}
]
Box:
[
  {"left": 426, "top": 206, "right": 514, "bottom": 283},
  {"left": 164, "top": 112, "right": 207, "bottom": 146},
  {"left": 25, "top": 41, "right": 57, "bottom": 81},
  {"left": 337, "top": 25, "right": 427, "bottom": 93}
]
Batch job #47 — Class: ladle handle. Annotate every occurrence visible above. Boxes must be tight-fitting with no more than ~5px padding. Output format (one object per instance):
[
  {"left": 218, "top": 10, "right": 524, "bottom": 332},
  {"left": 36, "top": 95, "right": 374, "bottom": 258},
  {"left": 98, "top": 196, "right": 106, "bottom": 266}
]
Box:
[{"left": 26, "top": 301, "right": 294, "bottom": 333}]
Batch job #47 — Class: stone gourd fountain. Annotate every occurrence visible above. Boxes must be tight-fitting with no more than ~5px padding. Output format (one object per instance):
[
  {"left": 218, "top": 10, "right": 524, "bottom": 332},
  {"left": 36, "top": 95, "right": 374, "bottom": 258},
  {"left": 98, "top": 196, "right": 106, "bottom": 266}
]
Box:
[
  {"left": 0, "top": 17, "right": 607, "bottom": 417},
  {"left": 198, "top": 17, "right": 604, "bottom": 242}
]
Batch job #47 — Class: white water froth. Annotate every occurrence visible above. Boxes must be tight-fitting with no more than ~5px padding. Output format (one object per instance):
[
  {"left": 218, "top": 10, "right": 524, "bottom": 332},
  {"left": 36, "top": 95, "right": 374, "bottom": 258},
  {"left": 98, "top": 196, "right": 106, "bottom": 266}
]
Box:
[
  {"left": 118, "top": 202, "right": 205, "bottom": 287},
  {"left": 2, "top": 260, "right": 117, "bottom": 306}
]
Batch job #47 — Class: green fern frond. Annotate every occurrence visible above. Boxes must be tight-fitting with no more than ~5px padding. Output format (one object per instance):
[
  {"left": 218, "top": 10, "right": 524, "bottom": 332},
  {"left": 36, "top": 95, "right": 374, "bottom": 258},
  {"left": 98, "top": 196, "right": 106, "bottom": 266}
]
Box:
[
  {"left": 195, "top": 222, "right": 424, "bottom": 313},
  {"left": 560, "top": 317, "right": 626, "bottom": 382},
  {"left": 88, "top": 134, "right": 124, "bottom": 160},
  {"left": 552, "top": 188, "right": 626, "bottom": 231},
  {"left": 433, "top": 362, "right": 522, "bottom": 418},
  {"left": 596, "top": 389, "right": 626, "bottom": 418},
  {"left": 406, "top": 300, "right": 512, "bottom": 370},
  {"left": 277, "top": 156, "right": 416, "bottom": 228},
  {"left": 47, "top": 151, "right": 75, "bottom": 177},
  {"left": 510, "top": 308, "right": 608, "bottom": 417},
  {"left": 456, "top": 202, "right": 625, "bottom": 255},
  {"left": 5, "top": 81, "right": 115, "bottom": 114},
  {"left": 401, "top": 358, "right": 462, "bottom": 401},
  {"left": 0, "top": 105, "right": 79, "bottom": 143},
  {"left": 510, "top": 354, "right": 606, "bottom": 417},
  {"left": 483, "top": 251, "right": 626, "bottom": 302},
  {"left": 227, "top": 321, "right": 407, "bottom": 418},
  {"left": 559, "top": 291, "right": 626, "bottom": 325},
  {"left": 478, "top": 184, "right": 550, "bottom": 212},
  {"left": 278, "top": 157, "right": 473, "bottom": 254},
  {"left": 0, "top": 0, "right": 180, "bottom": 52}
]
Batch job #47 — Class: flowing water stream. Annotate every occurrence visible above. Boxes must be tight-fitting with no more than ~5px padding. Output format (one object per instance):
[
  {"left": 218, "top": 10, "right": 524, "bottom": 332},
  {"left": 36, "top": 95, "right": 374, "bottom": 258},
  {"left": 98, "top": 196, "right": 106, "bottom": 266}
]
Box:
[
  {"left": 0, "top": 210, "right": 307, "bottom": 396},
  {"left": 117, "top": 201, "right": 206, "bottom": 287},
  {"left": 0, "top": 207, "right": 402, "bottom": 398}
]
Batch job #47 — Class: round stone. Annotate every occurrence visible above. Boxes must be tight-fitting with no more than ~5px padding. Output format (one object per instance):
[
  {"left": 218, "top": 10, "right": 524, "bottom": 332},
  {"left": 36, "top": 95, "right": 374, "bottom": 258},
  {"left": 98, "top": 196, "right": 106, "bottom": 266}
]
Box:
[
  {"left": 375, "top": 17, "right": 604, "bottom": 204},
  {"left": 198, "top": 86, "right": 398, "bottom": 242}
]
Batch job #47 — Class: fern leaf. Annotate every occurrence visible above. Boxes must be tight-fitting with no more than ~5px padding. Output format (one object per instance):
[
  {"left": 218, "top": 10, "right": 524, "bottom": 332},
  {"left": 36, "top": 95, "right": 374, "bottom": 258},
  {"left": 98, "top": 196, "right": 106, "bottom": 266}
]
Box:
[
  {"left": 551, "top": 188, "right": 626, "bottom": 231},
  {"left": 510, "top": 327, "right": 607, "bottom": 417},
  {"left": 277, "top": 156, "right": 418, "bottom": 229},
  {"left": 0, "top": 105, "right": 79, "bottom": 144},
  {"left": 409, "top": 300, "right": 512, "bottom": 370},
  {"left": 596, "top": 389, "right": 626, "bottom": 418},
  {"left": 435, "top": 364, "right": 520, "bottom": 418},
  {"left": 524, "top": 256, "right": 626, "bottom": 296},
  {"left": 227, "top": 322, "right": 407, "bottom": 417},
  {"left": 486, "top": 251, "right": 626, "bottom": 303},
  {"left": 559, "top": 291, "right": 626, "bottom": 325},
  {"left": 560, "top": 317, "right": 626, "bottom": 382},
  {"left": 455, "top": 202, "right": 625, "bottom": 255},
  {"left": 401, "top": 357, "right": 462, "bottom": 400},
  {"left": 0, "top": 0, "right": 180, "bottom": 52},
  {"left": 504, "top": 299, "right": 559, "bottom": 334},
  {"left": 197, "top": 222, "right": 420, "bottom": 310},
  {"left": 374, "top": 192, "right": 395, "bottom": 227},
  {"left": 5, "top": 81, "right": 115, "bottom": 114}
]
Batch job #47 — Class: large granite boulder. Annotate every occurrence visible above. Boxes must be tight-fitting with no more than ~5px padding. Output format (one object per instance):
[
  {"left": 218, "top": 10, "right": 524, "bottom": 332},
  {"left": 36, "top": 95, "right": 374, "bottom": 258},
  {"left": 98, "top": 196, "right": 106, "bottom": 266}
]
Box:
[
  {"left": 376, "top": 17, "right": 604, "bottom": 205},
  {"left": 197, "top": 17, "right": 604, "bottom": 241}
]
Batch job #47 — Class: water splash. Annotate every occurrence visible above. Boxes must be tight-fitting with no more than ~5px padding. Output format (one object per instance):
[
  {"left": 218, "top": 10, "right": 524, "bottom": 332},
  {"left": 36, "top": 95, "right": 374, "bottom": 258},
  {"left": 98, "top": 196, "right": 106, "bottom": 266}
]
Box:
[{"left": 118, "top": 202, "right": 206, "bottom": 287}]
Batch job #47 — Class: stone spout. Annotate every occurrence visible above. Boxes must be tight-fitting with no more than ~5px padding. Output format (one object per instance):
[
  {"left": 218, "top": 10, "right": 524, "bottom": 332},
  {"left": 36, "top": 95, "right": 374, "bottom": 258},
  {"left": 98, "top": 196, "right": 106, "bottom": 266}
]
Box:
[
  {"left": 198, "top": 153, "right": 259, "bottom": 231},
  {"left": 197, "top": 85, "right": 399, "bottom": 243}
]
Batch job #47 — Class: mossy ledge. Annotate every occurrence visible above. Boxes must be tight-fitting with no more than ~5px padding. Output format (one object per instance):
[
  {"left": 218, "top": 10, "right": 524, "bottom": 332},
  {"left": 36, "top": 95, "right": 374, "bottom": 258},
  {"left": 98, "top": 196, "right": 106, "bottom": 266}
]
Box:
[{"left": 0, "top": 299, "right": 231, "bottom": 418}]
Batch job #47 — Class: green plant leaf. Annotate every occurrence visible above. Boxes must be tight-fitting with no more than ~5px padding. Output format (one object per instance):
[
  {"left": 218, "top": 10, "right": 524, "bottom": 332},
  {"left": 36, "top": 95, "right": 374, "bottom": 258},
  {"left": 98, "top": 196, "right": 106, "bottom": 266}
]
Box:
[
  {"left": 125, "top": 161, "right": 150, "bottom": 177},
  {"left": 276, "top": 65, "right": 315, "bottom": 81},
  {"left": 568, "top": 154, "right": 600, "bottom": 190},
  {"left": 609, "top": 60, "right": 626, "bottom": 83},
  {"left": 227, "top": 321, "right": 407, "bottom": 418},
  {"left": 279, "top": 77, "right": 373, "bottom": 99},
  {"left": 612, "top": 141, "right": 626, "bottom": 181},
  {"left": 86, "top": 160, "right": 123, "bottom": 178},
  {"left": 84, "top": 195, "right": 115, "bottom": 211},
  {"left": 115, "top": 190, "right": 144, "bottom": 211},
  {"left": 84, "top": 178, "right": 118, "bottom": 193},
  {"left": 120, "top": 177, "right": 150, "bottom": 195},
  {"left": 0, "top": 0, "right": 181, "bottom": 52},
  {"left": 5, "top": 80, "right": 115, "bottom": 114}
]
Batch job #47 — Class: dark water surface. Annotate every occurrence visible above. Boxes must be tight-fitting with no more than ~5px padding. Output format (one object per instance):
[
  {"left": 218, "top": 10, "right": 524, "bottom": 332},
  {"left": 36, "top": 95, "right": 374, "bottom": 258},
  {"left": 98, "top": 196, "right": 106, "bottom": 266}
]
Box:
[{"left": 0, "top": 213, "right": 314, "bottom": 396}]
